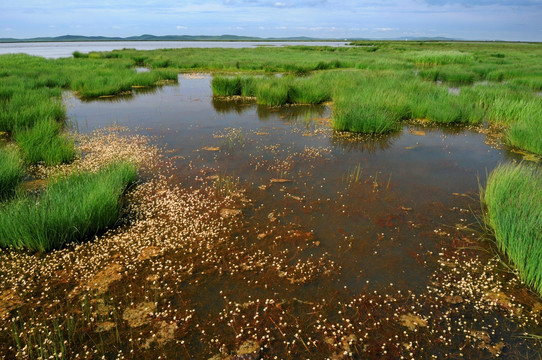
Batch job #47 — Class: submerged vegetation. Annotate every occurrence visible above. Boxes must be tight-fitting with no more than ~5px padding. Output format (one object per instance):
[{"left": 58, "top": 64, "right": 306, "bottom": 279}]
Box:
[{"left": 483, "top": 163, "right": 542, "bottom": 296}]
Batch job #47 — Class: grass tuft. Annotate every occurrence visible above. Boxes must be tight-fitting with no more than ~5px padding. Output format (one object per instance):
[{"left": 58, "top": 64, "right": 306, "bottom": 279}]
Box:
[
  {"left": 15, "top": 118, "right": 76, "bottom": 166},
  {"left": 0, "top": 161, "right": 138, "bottom": 251},
  {"left": 483, "top": 163, "right": 542, "bottom": 296},
  {"left": 0, "top": 146, "right": 24, "bottom": 200}
]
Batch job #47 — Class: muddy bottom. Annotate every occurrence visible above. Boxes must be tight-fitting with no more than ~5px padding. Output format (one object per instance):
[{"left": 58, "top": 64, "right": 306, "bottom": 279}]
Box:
[{"left": 0, "top": 75, "right": 539, "bottom": 359}]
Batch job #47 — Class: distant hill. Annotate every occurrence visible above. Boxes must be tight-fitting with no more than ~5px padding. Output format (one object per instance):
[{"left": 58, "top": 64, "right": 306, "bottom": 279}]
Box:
[{"left": 0, "top": 34, "right": 466, "bottom": 43}]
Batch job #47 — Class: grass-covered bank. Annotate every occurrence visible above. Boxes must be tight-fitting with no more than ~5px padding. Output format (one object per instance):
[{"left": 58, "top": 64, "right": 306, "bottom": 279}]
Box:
[
  {"left": 483, "top": 163, "right": 542, "bottom": 296},
  {"left": 0, "top": 161, "right": 138, "bottom": 252},
  {"left": 0, "top": 146, "right": 24, "bottom": 200},
  {"left": 0, "top": 53, "right": 177, "bottom": 167},
  {"left": 0, "top": 54, "right": 178, "bottom": 250}
]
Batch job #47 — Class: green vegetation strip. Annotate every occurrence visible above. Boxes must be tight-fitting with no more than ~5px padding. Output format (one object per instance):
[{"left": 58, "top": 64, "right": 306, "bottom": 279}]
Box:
[
  {"left": 0, "top": 162, "right": 138, "bottom": 252},
  {"left": 483, "top": 163, "right": 542, "bottom": 296},
  {"left": 0, "top": 146, "right": 24, "bottom": 200}
]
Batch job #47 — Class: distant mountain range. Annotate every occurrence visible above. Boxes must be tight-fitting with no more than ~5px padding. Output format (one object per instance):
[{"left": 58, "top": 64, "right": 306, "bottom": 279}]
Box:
[{"left": 0, "top": 34, "right": 461, "bottom": 43}]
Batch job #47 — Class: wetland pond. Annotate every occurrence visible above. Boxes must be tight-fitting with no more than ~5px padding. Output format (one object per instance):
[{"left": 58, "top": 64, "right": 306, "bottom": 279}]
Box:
[{"left": 1, "top": 74, "right": 539, "bottom": 359}]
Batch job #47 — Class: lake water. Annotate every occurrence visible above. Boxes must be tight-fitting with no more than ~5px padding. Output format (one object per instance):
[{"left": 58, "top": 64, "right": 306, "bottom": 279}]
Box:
[{"left": 0, "top": 40, "right": 348, "bottom": 58}]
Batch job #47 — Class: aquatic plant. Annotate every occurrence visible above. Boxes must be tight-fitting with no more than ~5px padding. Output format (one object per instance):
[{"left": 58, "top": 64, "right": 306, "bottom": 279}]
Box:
[
  {"left": 0, "top": 146, "right": 24, "bottom": 200},
  {"left": 343, "top": 163, "right": 362, "bottom": 185},
  {"left": 483, "top": 163, "right": 542, "bottom": 296},
  {"left": 0, "top": 161, "right": 138, "bottom": 251}
]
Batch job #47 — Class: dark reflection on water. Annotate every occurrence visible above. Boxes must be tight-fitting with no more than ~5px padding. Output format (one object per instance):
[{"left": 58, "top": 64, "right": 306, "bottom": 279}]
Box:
[
  {"left": 329, "top": 131, "right": 400, "bottom": 153},
  {"left": 256, "top": 103, "right": 327, "bottom": 121},
  {"left": 212, "top": 97, "right": 254, "bottom": 114}
]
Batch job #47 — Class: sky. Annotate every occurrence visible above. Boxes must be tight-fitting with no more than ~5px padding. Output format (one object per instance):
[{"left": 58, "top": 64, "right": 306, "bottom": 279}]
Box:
[{"left": 1, "top": 0, "right": 541, "bottom": 41}]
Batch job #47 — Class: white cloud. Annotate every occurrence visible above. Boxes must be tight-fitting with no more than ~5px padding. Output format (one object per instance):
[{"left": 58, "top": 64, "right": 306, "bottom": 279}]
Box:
[
  {"left": 176, "top": 25, "right": 187, "bottom": 29},
  {"left": 373, "top": 27, "right": 396, "bottom": 31}
]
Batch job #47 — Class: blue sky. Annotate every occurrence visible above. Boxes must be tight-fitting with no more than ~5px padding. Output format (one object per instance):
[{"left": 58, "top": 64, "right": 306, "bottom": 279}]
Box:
[{"left": 1, "top": 0, "right": 541, "bottom": 41}]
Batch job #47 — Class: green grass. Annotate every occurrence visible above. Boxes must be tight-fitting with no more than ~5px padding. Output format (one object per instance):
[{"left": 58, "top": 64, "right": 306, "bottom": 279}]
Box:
[
  {"left": 288, "top": 77, "right": 331, "bottom": 104},
  {"left": 418, "top": 66, "right": 477, "bottom": 85},
  {"left": 212, "top": 76, "right": 242, "bottom": 96},
  {"left": 411, "top": 50, "right": 474, "bottom": 66},
  {"left": 0, "top": 146, "right": 24, "bottom": 200},
  {"left": 0, "top": 161, "right": 138, "bottom": 251},
  {"left": 256, "top": 79, "right": 291, "bottom": 106},
  {"left": 507, "top": 117, "right": 542, "bottom": 155},
  {"left": 0, "top": 88, "right": 65, "bottom": 132},
  {"left": 14, "top": 118, "right": 76, "bottom": 166},
  {"left": 332, "top": 90, "right": 401, "bottom": 134},
  {"left": 483, "top": 163, "right": 542, "bottom": 296}
]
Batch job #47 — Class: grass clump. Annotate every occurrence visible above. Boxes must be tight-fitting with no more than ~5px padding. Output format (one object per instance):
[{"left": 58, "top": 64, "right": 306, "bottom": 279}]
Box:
[
  {"left": 212, "top": 76, "right": 242, "bottom": 96},
  {"left": 256, "top": 79, "right": 291, "bottom": 106},
  {"left": 506, "top": 118, "right": 542, "bottom": 155},
  {"left": 0, "top": 89, "right": 65, "bottom": 132},
  {"left": 332, "top": 92, "right": 400, "bottom": 134},
  {"left": 15, "top": 118, "right": 76, "bottom": 166},
  {"left": 0, "top": 161, "right": 138, "bottom": 251},
  {"left": 412, "top": 51, "right": 474, "bottom": 66},
  {"left": 483, "top": 163, "right": 542, "bottom": 296},
  {"left": 288, "top": 77, "right": 331, "bottom": 104},
  {"left": 0, "top": 146, "right": 24, "bottom": 200}
]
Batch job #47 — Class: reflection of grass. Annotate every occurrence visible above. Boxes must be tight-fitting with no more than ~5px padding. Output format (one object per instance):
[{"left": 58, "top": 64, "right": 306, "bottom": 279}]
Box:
[
  {"left": 0, "top": 146, "right": 24, "bottom": 200},
  {"left": 0, "top": 161, "right": 138, "bottom": 251},
  {"left": 483, "top": 163, "right": 542, "bottom": 296}
]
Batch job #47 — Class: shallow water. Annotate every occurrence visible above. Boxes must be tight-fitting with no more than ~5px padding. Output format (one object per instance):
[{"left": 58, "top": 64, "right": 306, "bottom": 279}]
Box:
[
  {"left": 66, "top": 75, "right": 505, "bottom": 294},
  {"left": 60, "top": 76, "right": 542, "bottom": 358}
]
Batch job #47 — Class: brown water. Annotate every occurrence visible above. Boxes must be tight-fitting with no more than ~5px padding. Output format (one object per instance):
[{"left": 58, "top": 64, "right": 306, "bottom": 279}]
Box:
[{"left": 58, "top": 75, "right": 542, "bottom": 358}]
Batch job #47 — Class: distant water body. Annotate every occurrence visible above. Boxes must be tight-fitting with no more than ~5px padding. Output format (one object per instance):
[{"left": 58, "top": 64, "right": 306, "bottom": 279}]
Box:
[{"left": 0, "top": 41, "right": 348, "bottom": 59}]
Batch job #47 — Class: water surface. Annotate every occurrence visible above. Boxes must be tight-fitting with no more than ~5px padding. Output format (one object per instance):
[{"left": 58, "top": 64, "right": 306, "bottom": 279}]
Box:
[
  {"left": 58, "top": 75, "right": 542, "bottom": 358},
  {"left": 66, "top": 75, "right": 507, "bottom": 294},
  {"left": 0, "top": 41, "right": 348, "bottom": 58}
]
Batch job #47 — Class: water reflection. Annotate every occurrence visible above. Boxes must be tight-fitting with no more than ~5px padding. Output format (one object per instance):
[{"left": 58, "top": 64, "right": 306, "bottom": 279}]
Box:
[
  {"left": 211, "top": 97, "right": 254, "bottom": 114},
  {"left": 256, "top": 103, "right": 327, "bottom": 121},
  {"left": 79, "top": 86, "right": 161, "bottom": 103},
  {"left": 329, "top": 130, "right": 400, "bottom": 153}
]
